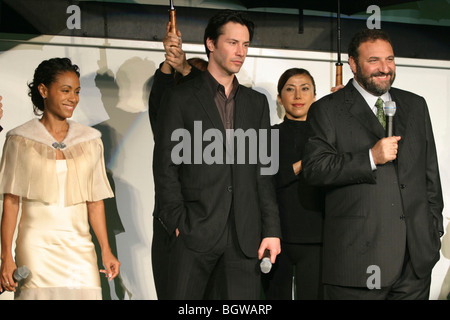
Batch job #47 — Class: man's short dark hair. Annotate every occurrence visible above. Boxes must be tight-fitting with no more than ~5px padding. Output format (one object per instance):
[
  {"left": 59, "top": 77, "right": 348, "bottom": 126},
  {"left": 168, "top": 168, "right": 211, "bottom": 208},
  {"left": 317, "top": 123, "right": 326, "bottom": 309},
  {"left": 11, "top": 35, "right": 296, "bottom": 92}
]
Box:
[
  {"left": 203, "top": 10, "right": 255, "bottom": 58},
  {"left": 348, "top": 29, "right": 393, "bottom": 62}
]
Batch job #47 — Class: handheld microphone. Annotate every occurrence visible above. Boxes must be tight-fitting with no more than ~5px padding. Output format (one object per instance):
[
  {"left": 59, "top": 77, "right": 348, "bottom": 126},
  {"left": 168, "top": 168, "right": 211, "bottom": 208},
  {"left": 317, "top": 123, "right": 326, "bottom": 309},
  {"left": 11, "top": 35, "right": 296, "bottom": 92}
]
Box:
[
  {"left": 383, "top": 101, "right": 396, "bottom": 137},
  {"left": 0, "top": 265, "right": 31, "bottom": 295},
  {"left": 14, "top": 266, "right": 31, "bottom": 281},
  {"left": 260, "top": 250, "right": 272, "bottom": 274}
]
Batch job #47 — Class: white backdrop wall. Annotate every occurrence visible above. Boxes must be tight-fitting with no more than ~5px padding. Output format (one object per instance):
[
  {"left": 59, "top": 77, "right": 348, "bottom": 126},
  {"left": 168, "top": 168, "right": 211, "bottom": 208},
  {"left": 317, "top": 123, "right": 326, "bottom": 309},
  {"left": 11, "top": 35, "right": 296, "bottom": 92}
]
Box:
[{"left": 0, "top": 35, "right": 449, "bottom": 300}]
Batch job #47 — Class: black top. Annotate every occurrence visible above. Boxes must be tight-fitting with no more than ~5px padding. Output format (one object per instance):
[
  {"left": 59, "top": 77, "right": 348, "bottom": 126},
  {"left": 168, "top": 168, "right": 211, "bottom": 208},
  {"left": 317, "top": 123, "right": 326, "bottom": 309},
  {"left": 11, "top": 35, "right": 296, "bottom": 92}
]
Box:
[
  {"left": 272, "top": 117, "right": 324, "bottom": 243},
  {"left": 148, "top": 63, "right": 202, "bottom": 135}
]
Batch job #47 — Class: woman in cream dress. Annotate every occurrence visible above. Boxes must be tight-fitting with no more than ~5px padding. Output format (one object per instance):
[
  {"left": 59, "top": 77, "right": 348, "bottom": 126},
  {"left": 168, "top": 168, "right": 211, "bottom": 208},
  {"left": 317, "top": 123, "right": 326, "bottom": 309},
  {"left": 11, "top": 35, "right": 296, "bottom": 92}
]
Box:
[{"left": 0, "top": 58, "right": 120, "bottom": 299}]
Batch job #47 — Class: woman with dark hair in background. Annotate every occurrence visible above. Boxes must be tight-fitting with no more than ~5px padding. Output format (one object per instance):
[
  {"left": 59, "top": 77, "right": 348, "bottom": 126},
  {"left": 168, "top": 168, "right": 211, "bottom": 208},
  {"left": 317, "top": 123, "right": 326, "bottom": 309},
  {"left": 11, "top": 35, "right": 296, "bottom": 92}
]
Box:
[
  {"left": 0, "top": 57, "right": 120, "bottom": 299},
  {"left": 263, "top": 68, "right": 324, "bottom": 300}
]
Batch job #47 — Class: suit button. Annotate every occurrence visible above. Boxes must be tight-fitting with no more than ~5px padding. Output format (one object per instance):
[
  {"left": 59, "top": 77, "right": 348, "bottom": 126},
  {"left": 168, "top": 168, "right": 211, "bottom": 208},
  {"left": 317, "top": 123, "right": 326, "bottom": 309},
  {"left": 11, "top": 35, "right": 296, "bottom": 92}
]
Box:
[
  {"left": 400, "top": 215, "right": 406, "bottom": 221},
  {"left": 400, "top": 184, "right": 406, "bottom": 189},
  {"left": 227, "top": 186, "right": 233, "bottom": 192}
]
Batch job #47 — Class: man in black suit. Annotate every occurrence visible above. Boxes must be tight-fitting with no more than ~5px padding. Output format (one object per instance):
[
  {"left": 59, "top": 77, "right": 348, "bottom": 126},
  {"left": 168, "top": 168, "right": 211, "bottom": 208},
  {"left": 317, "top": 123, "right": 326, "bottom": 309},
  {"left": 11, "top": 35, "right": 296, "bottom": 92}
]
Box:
[
  {"left": 302, "top": 29, "right": 443, "bottom": 300},
  {"left": 153, "top": 10, "right": 281, "bottom": 299}
]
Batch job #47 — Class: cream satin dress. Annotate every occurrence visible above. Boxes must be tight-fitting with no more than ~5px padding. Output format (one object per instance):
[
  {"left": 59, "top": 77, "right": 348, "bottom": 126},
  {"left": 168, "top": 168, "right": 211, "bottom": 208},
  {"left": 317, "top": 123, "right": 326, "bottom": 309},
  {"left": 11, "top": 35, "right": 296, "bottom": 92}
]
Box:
[
  {"left": 14, "top": 160, "right": 101, "bottom": 300},
  {"left": 0, "top": 119, "right": 114, "bottom": 300}
]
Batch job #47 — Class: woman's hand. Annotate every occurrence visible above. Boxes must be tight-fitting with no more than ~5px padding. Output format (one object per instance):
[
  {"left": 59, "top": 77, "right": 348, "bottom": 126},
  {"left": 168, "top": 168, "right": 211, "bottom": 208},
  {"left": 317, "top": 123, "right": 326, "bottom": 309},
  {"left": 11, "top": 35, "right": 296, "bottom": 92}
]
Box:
[
  {"left": 0, "top": 256, "right": 18, "bottom": 292},
  {"left": 100, "top": 250, "right": 121, "bottom": 281}
]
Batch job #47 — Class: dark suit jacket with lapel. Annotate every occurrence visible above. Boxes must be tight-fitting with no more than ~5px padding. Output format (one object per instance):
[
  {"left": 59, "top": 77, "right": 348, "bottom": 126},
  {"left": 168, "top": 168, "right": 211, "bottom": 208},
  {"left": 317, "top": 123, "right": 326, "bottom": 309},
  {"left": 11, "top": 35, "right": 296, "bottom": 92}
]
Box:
[
  {"left": 302, "top": 80, "right": 443, "bottom": 287},
  {"left": 153, "top": 71, "right": 281, "bottom": 258}
]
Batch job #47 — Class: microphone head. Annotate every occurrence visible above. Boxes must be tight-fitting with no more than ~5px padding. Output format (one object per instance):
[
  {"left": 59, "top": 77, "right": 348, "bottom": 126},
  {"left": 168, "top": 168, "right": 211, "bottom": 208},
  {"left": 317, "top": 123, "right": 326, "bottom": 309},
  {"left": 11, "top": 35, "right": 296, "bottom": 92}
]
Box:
[
  {"left": 384, "top": 101, "right": 397, "bottom": 116},
  {"left": 14, "top": 265, "right": 31, "bottom": 281},
  {"left": 260, "top": 258, "right": 272, "bottom": 274}
]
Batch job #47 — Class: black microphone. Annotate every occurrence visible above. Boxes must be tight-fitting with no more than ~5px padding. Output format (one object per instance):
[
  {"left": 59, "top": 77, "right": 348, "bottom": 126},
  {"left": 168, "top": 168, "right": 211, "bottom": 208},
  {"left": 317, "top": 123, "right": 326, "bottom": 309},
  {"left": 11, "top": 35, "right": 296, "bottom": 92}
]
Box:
[
  {"left": 0, "top": 265, "right": 31, "bottom": 295},
  {"left": 384, "top": 101, "right": 396, "bottom": 137},
  {"left": 260, "top": 250, "right": 272, "bottom": 274}
]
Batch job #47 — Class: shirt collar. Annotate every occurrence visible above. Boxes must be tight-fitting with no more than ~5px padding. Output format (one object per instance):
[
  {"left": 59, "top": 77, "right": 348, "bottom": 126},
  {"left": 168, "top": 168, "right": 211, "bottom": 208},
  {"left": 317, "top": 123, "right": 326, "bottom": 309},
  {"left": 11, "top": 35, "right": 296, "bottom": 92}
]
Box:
[
  {"left": 352, "top": 78, "right": 391, "bottom": 113},
  {"left": 205, "top": 70, "right": 239, "bottom": 98}
]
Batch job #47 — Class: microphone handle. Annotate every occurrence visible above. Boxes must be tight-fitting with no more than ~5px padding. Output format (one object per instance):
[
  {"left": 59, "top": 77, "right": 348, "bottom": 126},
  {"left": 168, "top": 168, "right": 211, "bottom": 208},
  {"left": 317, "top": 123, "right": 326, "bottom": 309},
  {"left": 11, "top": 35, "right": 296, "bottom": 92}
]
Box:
[{"left": 386, "top": 115, "right": 394, "bottom": 137}]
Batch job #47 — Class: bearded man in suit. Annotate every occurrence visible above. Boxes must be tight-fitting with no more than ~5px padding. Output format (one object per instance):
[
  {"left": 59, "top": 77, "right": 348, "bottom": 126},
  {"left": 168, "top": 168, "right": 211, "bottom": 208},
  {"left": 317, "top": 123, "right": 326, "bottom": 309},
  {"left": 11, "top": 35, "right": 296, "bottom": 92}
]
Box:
[
  {"left": 153, "top": 10, "right": 281, "bottom": 299},
  {"left": 302, "top": 29, "right": 443, "bottom": 300}
]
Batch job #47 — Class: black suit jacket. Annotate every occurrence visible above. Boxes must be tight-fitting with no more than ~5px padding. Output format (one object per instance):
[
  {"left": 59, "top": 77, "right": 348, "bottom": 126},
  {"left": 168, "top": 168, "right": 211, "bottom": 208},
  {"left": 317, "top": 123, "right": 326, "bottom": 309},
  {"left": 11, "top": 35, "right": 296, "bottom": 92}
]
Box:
[
  {"left": 153, "top": 72, "right": 281, "bottom": 258},
  {"left": 302, "top": 80, "right": 443, "bottom": 287}
]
